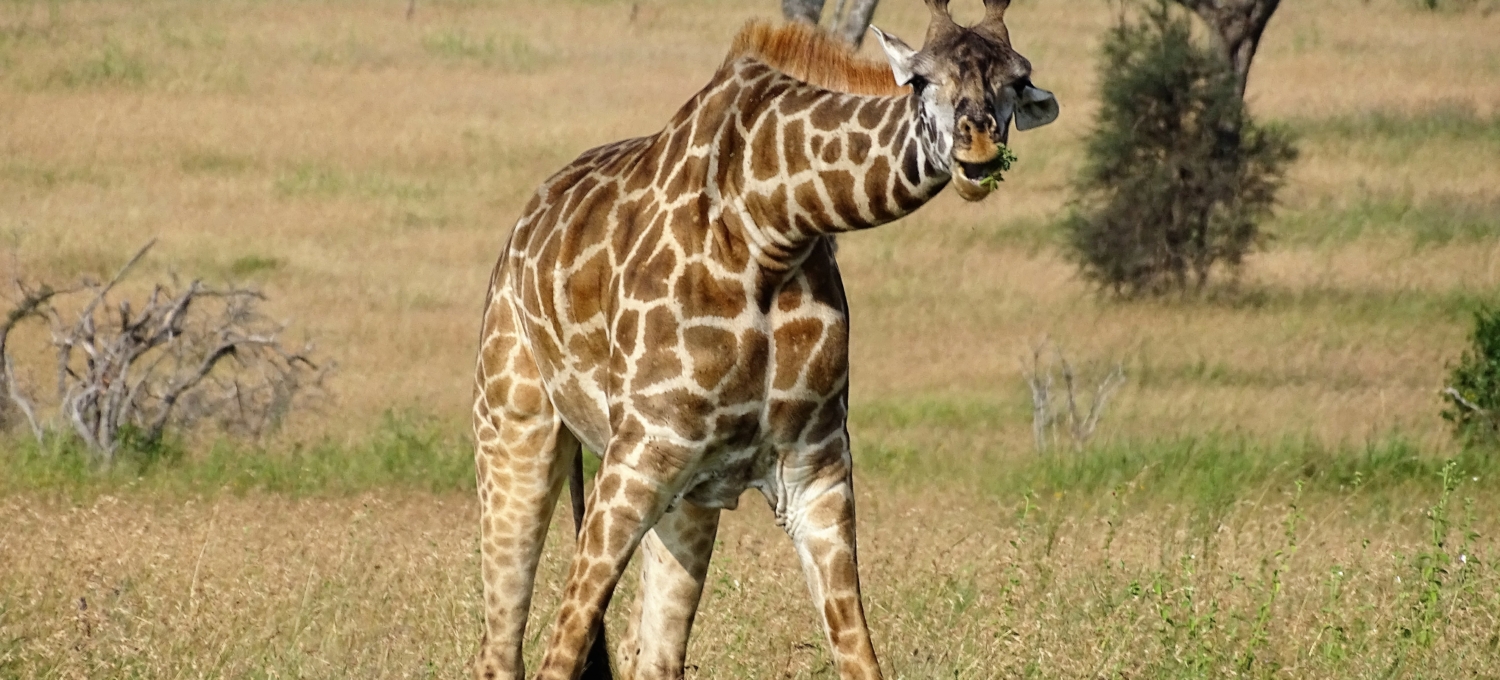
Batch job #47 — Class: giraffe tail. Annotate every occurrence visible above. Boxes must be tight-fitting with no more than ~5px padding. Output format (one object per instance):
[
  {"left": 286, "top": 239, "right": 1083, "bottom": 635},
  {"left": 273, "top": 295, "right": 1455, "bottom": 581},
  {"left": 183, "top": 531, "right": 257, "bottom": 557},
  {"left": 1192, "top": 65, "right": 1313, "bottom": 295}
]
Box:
[{"left": 570, "top": 452, "right": 616, "bottom": 680}]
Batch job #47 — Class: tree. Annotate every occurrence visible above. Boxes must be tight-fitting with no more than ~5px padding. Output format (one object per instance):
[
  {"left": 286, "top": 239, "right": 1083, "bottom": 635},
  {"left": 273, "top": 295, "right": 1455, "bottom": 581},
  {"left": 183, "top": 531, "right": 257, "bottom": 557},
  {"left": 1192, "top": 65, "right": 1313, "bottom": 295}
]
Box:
[
  {"left": 781, "top": 0, "right": 881, "bottom": 47},
  {"left": 1062, "top": 0, "right": 1296, "bottom": 295},
  {"left": 1173, "top": 0, "right": 1281, "bottom": 99}
]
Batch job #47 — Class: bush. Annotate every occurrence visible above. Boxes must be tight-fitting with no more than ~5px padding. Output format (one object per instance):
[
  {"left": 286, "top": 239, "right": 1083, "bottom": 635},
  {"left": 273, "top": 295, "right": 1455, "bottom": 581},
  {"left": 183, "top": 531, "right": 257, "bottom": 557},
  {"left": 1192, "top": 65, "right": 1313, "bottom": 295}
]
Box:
[
  {"left": 1062, "top": 0, "right": 1297, "bottom": 296},
  {"left": 1443, "top": 304, "right": 1500, "bottom": 448}
]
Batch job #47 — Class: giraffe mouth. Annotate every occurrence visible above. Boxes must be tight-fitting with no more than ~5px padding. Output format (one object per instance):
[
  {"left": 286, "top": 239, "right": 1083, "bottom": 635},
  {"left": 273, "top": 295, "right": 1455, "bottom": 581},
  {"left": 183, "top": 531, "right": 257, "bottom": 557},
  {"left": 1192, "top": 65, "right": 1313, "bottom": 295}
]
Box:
[
  {"left": 956, "top": 159, "right": 1002, "bottom": 183},
  {"left": 951, "top": 157, "right": 1007, "bottom": 201}
]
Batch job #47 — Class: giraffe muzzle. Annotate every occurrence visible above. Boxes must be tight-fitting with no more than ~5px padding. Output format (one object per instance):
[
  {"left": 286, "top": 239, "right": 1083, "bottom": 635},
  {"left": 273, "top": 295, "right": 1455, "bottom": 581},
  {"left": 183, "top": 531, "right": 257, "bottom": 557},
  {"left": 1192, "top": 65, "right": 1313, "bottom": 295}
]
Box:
[
  {"left": 950, "top": 113, "right": 1011, "bottom": 201},
  {"left": 953, "top": 113, "right": 1007, "bottom": 165}
]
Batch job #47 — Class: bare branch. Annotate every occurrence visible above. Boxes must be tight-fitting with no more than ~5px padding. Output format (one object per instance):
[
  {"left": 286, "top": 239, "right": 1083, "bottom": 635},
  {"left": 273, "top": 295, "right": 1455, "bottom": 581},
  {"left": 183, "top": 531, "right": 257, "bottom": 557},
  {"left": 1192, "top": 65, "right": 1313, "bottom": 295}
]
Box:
[
  {"left": 3, "top": 241, "right": 328, "bottom": 460},
  {"left": 3, "top": 354, "right": 43, "bottom": 442},
  {"left": 76, "top": 239, "right": 156, "bottom": 325},
  {"left": 1444, "top": 387, "right": 1489, "bottom": 416},
  {"left": 1020, "top": 338, "right": 1127, "bottom": 455},
  {"left": 1020, "top": 339, "right": 1055, "bottom": 455},
  {"left": 1060, "top": 353, "right": 1080, "bottom": 442},
  {"left": 1076, "top": 364, "right": 1127, "bottom": 449},
  {"left": 0, "top": 281, "right": 73, "bottom": 441}
]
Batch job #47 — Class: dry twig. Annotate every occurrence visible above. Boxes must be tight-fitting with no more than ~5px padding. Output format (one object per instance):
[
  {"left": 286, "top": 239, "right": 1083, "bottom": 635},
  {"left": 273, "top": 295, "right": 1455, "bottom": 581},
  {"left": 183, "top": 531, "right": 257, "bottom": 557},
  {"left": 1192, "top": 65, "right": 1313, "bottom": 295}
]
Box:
[{"left": 1021, "top": 337, "right": 1126, "bottom": 455}]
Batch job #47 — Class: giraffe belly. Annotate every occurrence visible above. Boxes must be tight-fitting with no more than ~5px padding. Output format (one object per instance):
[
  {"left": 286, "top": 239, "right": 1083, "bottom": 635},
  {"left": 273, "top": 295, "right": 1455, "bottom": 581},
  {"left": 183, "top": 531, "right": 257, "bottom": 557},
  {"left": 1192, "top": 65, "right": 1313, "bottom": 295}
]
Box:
[
  {"left": 543, "top": 364, "right": 774, "bottom": 509},
  {"left": 677, "top": 445, "right": 773, "bottom": 510}
]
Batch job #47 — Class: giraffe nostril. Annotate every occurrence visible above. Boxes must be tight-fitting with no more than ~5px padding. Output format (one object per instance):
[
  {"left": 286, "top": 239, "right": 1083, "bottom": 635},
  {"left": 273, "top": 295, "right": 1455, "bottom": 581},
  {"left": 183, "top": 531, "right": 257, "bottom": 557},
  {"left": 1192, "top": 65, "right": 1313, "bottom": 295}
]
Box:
[{"left": 959, "top": 115, "right": 997, "bottom": 138}]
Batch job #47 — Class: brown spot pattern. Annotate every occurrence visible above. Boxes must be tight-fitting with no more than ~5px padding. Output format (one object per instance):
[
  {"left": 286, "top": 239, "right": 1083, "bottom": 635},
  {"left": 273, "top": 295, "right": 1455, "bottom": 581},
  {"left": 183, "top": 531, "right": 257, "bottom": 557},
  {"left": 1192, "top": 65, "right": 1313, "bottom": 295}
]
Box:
[
  {"left": 820, "top": 137, "right": 842, "bottom": 164},
  {"left": 822, "top": 170, "right": 861, "bottom": 225},
  {"left": 630, "top": 246, "right": 676, "bottom": 301},
  {"left": 809, "top": 96, "right": 858, "bottom": 131},
  {"left": 749, "top": 120, "right": 780, "bottom": 182},
  {"left": 864, "top": 156, "right": 892, "bottom": 219},
  {"left": 683, "top": 325, "right": 738, "bottom": 390},
  {"left": 782, "top": 119, "right": 809, "bottom": 175},
  {"left": 846, "top": 132, "right": 871, "bottom": 165},
  {"left": 674, "top": 262, "right": 747, "bottom": 319},
  {"left": 772, "top": 317, "right": 824, "bottom": 390}
]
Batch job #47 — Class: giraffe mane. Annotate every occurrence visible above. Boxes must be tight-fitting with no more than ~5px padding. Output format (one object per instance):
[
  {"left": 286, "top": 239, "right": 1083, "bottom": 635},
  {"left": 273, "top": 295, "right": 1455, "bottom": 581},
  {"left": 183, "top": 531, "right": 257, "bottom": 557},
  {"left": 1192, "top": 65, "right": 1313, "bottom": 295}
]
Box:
[{"left": 725, "top": 20, "right": 911, "bottom": 97}]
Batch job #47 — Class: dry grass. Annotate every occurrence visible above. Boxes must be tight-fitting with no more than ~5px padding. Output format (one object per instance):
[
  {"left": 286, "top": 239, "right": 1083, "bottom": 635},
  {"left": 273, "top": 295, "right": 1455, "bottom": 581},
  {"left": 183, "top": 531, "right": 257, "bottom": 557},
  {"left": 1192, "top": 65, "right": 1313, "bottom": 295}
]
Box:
[
  {"left": 3, "top": 484, "right": 1497, "bottom": 678},
  {"left": 2, "top": 0, "right": 1499, "bottom": 677}
]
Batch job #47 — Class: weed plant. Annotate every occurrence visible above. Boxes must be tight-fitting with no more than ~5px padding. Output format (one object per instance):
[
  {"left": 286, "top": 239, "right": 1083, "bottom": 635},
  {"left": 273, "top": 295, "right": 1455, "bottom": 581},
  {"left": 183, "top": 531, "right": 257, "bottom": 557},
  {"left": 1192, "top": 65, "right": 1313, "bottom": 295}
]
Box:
[{"left": 1443, "top": 305, "right": 1500, "bottom": 449}]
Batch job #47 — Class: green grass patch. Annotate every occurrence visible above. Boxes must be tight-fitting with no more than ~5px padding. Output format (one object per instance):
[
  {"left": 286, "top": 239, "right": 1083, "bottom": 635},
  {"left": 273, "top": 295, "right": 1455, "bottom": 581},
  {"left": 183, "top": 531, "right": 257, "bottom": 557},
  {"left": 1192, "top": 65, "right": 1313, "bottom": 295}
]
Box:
[
  {"left": 274, "top": 162, "right": 438, "bottom": 201},
  {"left": 227, "top": 254, "right": 282, "bottom": 277},
  {"left": 0, "top": 161, "right": 111, "bottom": 189},
  {"left": 953, "top": 215, "right": 1061, "bottom": 254},
  {"left": 8, "top": 410, "right": 1495, "bottom": 509},
  {"left": 180, "top": 150, "right": 256, "bottom": 175},
  {"left": 46, "top": 41, "right": 147, "bottom": 88},
  {"left": 1204, "top": 281, "right": 1498, "bottom": 326},
  {"left": 392, "top": 208, "right": 453, "bottom": 231},
  {"left": 856, "top": 428, "right": 1500, "bottom": 508},
  {"left": 273, "top": 162, "right": 346, "bottom": 197},
  {"left": 1014, "top": 433, "right": 1465, "bottom": 499},
  {"left": 1293, "top": 103, "right": 1500, "bottom": 147},
  {"left": 421, "top": 30, "right": 550, "bottom": 72},
  {"left": 0, "top": 412, "right": 475, "bottom": 498},
  {"left": 1273, "top": 192, "right": 1500, "bottom": 248}
]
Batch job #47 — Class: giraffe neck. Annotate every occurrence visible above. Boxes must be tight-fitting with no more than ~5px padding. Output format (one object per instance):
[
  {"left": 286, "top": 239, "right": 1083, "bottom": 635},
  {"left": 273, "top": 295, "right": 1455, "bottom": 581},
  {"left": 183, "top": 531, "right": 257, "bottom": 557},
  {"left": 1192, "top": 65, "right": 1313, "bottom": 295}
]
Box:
[{"left": 722, "top": 61, "right": 953, "bottom": 265}]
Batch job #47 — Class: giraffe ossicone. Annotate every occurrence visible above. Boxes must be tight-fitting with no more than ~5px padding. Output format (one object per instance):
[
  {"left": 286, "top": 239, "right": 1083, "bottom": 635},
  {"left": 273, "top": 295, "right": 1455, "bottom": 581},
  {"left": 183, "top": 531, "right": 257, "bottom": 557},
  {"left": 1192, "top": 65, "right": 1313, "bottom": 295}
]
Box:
[{"left": 470, "top": 1, "right": 1056, "bottom": 678}]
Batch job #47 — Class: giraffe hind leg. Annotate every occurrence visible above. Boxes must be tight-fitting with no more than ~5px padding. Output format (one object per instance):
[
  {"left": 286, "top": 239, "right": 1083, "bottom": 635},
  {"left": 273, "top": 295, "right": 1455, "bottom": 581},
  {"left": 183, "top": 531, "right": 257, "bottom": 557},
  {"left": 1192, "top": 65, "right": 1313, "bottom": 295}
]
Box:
[{"left": 471, "top": 298, "right": 580, "bottom": 680}]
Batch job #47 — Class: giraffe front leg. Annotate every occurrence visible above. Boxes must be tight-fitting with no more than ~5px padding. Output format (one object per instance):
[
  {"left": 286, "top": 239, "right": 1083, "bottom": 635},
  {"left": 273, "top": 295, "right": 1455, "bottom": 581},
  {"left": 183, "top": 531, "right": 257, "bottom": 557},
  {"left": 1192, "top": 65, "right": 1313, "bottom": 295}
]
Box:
[
  {"left": 536, "top": 438, "right": 692, "bottom": 680},
  {"left": 617, "top": 501, "right": 721, "bottom": 680},
  {"left": 783, "top": 446, "right": 884, "bottom": 680}
]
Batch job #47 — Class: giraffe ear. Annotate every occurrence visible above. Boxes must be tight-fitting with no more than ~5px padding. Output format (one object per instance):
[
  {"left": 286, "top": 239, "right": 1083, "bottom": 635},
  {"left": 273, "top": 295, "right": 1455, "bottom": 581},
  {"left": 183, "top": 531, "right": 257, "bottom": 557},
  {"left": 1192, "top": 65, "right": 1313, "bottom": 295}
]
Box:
[
  {"left": 870, "top": 26, "right": 921, "bottom": 87},
  {"left": 1014, "top": 84, "right": 1059, "bottom": 131}
]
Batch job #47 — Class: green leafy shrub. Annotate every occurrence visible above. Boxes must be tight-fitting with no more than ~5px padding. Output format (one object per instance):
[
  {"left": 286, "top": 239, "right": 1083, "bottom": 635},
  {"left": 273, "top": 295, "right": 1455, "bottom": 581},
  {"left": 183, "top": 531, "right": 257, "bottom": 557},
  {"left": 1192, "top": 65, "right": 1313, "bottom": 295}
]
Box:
[
  {"left": 1062, "top": 0, "right": 1297, "bottom": 296},
  {"left": 1443, "top": 305, "right": 1500, "bottom": 448}
]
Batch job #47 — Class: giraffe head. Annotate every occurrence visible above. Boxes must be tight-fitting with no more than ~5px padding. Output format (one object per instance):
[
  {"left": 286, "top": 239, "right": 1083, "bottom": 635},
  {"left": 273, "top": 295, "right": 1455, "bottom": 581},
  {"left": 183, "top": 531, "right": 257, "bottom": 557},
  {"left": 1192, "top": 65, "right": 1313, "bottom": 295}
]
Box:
[{"left": 871, "top": 0, "right": 1059, "bottom": 201}]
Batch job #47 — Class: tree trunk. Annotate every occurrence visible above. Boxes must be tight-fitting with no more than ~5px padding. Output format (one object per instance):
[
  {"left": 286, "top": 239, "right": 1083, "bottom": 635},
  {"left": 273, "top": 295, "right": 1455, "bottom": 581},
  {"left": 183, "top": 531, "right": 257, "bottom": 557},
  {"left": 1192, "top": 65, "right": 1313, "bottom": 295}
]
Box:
[
  {"left": 833, "top": 0, "right": 880, "bottom": 47},
  {"left": 1174, "top": 0, "right": 1281, "bottom": 99},
  {"left": 782, "top": 0, "right": 825, "bottom": 25},
  {"left": 780, "top": 0, "right": 880, "bottom": 48}
]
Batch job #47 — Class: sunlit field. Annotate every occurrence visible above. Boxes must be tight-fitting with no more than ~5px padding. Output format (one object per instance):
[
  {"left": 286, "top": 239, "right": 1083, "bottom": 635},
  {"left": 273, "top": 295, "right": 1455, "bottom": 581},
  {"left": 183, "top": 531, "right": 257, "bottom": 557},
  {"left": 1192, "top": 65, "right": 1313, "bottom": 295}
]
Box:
[{"left": 2, "top": 0, "right": 1498, "bottom": 676}]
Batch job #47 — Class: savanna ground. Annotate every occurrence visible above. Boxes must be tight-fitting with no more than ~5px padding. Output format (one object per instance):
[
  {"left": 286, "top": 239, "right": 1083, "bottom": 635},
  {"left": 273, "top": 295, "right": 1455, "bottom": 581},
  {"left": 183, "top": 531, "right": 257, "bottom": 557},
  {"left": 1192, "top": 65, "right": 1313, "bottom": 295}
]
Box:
[{"left": 2, "top": 0, "right": 1499, "bottom": 677}]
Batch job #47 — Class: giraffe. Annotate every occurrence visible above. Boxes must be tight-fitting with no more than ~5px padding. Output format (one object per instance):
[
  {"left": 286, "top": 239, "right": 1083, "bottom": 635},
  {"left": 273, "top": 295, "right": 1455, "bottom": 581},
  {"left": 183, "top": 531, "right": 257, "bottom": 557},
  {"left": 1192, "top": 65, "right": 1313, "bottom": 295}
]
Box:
[{"left": 470, "top": 1, "right": 1058, "bottom": 678}]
